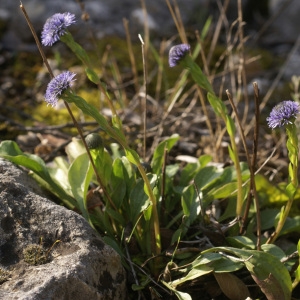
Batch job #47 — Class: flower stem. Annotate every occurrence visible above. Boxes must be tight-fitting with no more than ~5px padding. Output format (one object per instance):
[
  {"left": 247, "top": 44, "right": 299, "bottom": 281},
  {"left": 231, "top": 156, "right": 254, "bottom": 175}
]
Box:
[
  {"left": 20, "top": 2, "right": 113, "bottom": 209},
  {"left": 267, "top": 123, "right": 299, "bottom": 243},
  {"left": 181, "top": 54, "right": 244, "bottom": 219}
]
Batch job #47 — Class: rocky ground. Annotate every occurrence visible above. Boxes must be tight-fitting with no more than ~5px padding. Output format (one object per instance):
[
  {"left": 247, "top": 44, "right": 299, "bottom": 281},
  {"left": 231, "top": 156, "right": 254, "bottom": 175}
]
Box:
[{"left": 2, "top": 1, "right": 300, "bottom": 299}]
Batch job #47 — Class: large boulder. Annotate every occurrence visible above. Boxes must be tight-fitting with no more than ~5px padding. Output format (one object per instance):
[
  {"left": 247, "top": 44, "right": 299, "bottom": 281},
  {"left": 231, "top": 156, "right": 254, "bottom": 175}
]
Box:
[{"left": 0, "top": 158, "right": 127, "bottom": 300}]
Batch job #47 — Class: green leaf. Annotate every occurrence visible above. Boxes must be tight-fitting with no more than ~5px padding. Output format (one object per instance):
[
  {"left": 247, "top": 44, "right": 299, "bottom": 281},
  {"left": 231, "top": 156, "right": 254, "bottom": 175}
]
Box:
[
  {"left": 193, "top": 252, "right": 243, "bottom": 273},
  {"left": 93, "top": 148, "right": 112, "bottom": 187},
  {"left": 65, "top": 138, "right": 86, "bottom": 163},
  {"left": 295, "top": 240, "right": 300, "bottom": 283},
  {"left": 181, "top": 185, "right": 199, "bottom": 223},
  {"left": 181, "top": 55, "right": 214, "bottom": 94},
  {"left": 105, "top": 207, "right": 125, "bottom": 225},
  {"left": 120, "top": 156, "right": 136, "bottom": 196},
  {"left": 48, "top": 156, "right": 71, "bottom": 192},
  {"left": 170, "top": 265, "right": 213, "bottom": 287},
  {"left": 143, "top": 203, "right": 153, "bottom": 221},
  {"left": 203, "top": 247, "right": 292, "bottom": 300},
  {"left": 170, "top": 228, "right": 182, "bottom": 246},
  {"left": 129, "top": 179, "right": 150, "bottom": 222},
  {"left": 192, "top": 252, "right": 223, "bottom": 267},
  {"left": 63, "top": 92, "right": 127, "bottom": 147},
  {"left": 286, "top": 182, "right": 297, "bottom": 199},
  {"left": 209, "top": 182, "right": 238, "bottom": 198},
  {"left": 85, "top": 67, "right": 100, "bottom": 84},
  {"left": 226, "top": 236, "right": 255, "bottom": 250},
  {"left": 260, "top": 209, "right": 280, "bottom": 230},
  {"left": 178, "top": 162, "right": 199, "bottom": 186},
  {"left": 60, "top": 33, "right": 95, "bottom": 77},
  {"left": 68, "top": 153, "right": 93, "bottom": 224},
  {"left": 207, "top": 92, "right": 228, "bottom": 116},
  {"left": 212, "top": 257, "right": 244, "bottom": 273},
  {"left": 194, "top": 166, "right": 223, "bottom": 190},
  {"left": 199, "top": 154, "right": 212, "bottom": 167},
  {"left": 151, "top": 134, "right": 179, "bottom": 174},
  {"left": 125, "top": 148, "right": 140, "bottom": 165},
  {"left": 261, "top": 244, "right": 287, "bottom": 261},
  {"left": 255, "top": 174, "right": 289, "bottom": 204},
  {"left": 110, "top": 158, "right": 127, "bottom": 209},
  {"left": 280, "top": 215, "right": 300, "bottom": 236},
  {"left": 218, "top": 197, "right": 237, "bottom": 222}
]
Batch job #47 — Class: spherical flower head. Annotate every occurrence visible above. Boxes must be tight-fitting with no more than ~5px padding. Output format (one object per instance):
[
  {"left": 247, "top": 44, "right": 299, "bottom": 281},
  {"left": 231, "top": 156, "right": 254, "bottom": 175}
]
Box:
[
  {"left": 267, "top": 100, "right": 300, "bottom": 129},
  {"left": 41, "top": 12, "right": 76, "bottom": 46},
  {"left": 45, "top": 71, "right": 76, "bottom": 107},
  {"left": 168, "top": 44, "right": 190, "bottom": 67}
]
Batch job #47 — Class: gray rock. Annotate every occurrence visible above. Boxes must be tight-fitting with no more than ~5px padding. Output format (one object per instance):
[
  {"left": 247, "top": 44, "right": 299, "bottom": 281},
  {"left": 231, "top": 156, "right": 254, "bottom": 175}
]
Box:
[
  {"left": 266, "top": 0, "right": 300, "bottom": 45},
  {"left": 282, "top": 51, "right": 300, "bottom": 79},
  {"left": 0, "top": 159, "right": 127, "bottom": 300}
]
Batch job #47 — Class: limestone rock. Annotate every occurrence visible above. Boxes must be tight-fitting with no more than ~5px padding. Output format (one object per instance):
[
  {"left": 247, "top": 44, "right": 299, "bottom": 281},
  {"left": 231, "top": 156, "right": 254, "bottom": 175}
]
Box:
[{"left": 0, "top": 158, "right": 127, "bottom": 300}]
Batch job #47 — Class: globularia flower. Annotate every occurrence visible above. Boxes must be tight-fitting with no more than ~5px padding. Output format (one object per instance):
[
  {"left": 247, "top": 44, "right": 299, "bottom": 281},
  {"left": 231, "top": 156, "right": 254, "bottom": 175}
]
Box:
[
  {"left": 45, "top": 71, "right": 76, "bottom": 106},
  {"left": 41, "top": 12, "right": 76, "bottom": 46},
  {"left": 168, "top": 44, "right": 190, "bottom": 67},
  {"left": 267, "top": 100, "right": 300, "bottom": 129}
]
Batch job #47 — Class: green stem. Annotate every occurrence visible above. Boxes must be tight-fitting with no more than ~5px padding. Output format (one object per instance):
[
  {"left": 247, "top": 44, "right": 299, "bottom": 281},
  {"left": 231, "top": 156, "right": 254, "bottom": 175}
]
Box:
[
  {"left": 267, "top": 199, "right": 294, "bottom": 244},
  {"left": 181, "top": 54, "right": 243, "bottom": 218},
  {"left": 229, "top": 134, "right": 244, "bottom": 217},
  {"left": 267, "top": 123, "right": 298, "bottom": 243}
]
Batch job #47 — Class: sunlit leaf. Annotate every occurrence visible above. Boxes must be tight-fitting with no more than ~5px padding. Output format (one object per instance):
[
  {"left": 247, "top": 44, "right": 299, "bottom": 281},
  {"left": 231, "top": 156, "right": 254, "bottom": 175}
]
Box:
[
  {"left": 65, "top": 138, "right": 86, "bottom": 162},
  {"left": 198, "top": 154, "right": 212, "bottom": 168},
  {"left": 255, "top": 174, "right": 289, "bottom": 204},
  {"left": 68, "top": 152, "right": 93, "bottom": 224},
  {"left": 209, "top": 182, "right": 238, "bottom": 198}
]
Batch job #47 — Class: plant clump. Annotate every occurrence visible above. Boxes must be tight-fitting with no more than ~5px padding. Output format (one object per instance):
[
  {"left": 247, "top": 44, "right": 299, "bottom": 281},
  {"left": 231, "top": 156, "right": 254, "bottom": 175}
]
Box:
[{"left": 23, "top": 244, "right": 50, "bottom": 266}]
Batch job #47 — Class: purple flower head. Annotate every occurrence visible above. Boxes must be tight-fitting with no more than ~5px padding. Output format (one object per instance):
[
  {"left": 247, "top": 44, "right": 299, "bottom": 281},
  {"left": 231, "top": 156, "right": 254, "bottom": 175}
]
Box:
[
  {"left": 267, "top": 100, "right": 300, "bottom": 129},
  {"left": 168, "top": 44, "right": 190, "bottom": 67},
  {"left": 45, "top": 71, "right": 76, "bottom": 107},
  {"left": 41, "top": 12, "right": 76, "bottom": 46}
]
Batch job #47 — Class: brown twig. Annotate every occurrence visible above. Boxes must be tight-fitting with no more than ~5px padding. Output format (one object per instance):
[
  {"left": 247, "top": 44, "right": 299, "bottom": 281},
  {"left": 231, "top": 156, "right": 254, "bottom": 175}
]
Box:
[
  {"left": 252, "top": 82, "right": 261, "bottom": 249},
  {"left": 237, "top": 0, "right": 249, "bottom": 126},
  {"left": 165, "top": 0, "right": 187, "bottom": 44},
  {"left": 236, "top": 83, "right": 261, "bottom": 250}
]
